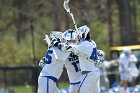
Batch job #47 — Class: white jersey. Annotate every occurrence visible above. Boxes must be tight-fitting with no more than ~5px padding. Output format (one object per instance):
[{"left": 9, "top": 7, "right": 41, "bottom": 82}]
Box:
[
  {"left": 119, "top": 53, "right": 138, "bottom": 77},
  {"left": 119, "top": 53, "right": 139, "bottom": 82},
  {"left": 75, "top": 40, "right": 99, "bottom": 72},
  {"left": 64, "top": 53, "right": 82, "bottom": 84},
  {"left": 39, "top": 47, "right": 69, "bottom": 79},
  {"left": 119, "top": 53, "right": 137, "bottom": 71}
]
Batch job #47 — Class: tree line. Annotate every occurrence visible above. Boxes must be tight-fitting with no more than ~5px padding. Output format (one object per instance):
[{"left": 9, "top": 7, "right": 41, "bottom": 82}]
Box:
[{"left": 0, "top": 0, "right": 140, "bottom": 65}]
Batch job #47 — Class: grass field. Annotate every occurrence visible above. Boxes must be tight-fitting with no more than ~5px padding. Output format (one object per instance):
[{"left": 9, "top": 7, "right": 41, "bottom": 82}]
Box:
[
  {"left": 1, "top": 85, "right": 33, "bottom": 93},
  {"left": 1, "top": 83, "right": 140, "bottom": 93},
  {"left": 0, "top": 82, "right": 69, "bottom": 93}
]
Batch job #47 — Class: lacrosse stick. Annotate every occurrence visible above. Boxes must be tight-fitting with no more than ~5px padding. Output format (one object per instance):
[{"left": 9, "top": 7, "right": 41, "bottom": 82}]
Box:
[
  {"left": 44, "top": 35, "right": 51, "bottom": 46},
  {"left": 63, "top": 0, "right": 78, "bottom": 31}
]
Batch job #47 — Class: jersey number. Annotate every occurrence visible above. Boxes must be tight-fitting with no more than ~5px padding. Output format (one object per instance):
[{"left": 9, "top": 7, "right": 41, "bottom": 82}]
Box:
[
  {"left": 90, "top": 48, "right": 97, "bottom": 61},
  {"left": 72, "top": 61, "right": 79, "bottom": 72},
  {"left": 45, "top": 50, "right": 53, "bottom": 64}
]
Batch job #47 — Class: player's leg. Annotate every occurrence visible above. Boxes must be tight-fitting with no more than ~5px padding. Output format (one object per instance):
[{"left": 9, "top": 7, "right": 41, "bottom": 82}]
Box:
[
  {"left": 130, "top": 80, "right": 136, "bottom": 87},
  {"left": 79, "top": 71, "right": 100, "bottom": 93},
  {"left": 49, "top": 79, "right": 60, "bottom": 93},
  {"left": 92, "top": 72, "right": 100, "bottom": 93},
  {"left": 129, "top": 76, "right": 136, "bottom": 87},
  {"left": 120, "top": 73, "right": 129, "bottom": 88},
  {"left": 78, "top": 74, "right": 89, "bottom": 93},
  {"left": 37, "top": 76, "right": 59, "bottom": 93},
  {"left": 92, "top": 77, "right": 100, "bottom": 93},
  {"left": 37, "top": 76, "right": 47, "bottom": 93},
  {"left": 79, "top": 72, "right": 100, "bottom": 93},
  {"left": 69, "top": 84, "right": 80, "bottom": 93},
  {"left": 100, "top": 75, "right": 110, "bottom": 90}
]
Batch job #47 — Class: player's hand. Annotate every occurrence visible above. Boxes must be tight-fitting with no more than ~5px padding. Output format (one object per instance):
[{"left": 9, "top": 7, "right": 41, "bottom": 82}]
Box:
[
  {"left": 50, "top": 39, "right": 59, "bottom": 47},
  {"left": 70, "top": 52, "right": 78, "bottom": 58},
  {"left": 94, "top": 58, "right": 104, "bottom": 67},
  {"left": 39, "top": 57, "right": 46, "bottom": 68},
  {"left": 65, "top": 45, "right": 73, "bottom": 52},
  {"left": 128, "top": 57, "right": 135, "bottom": 63},
  {"left": 59, "top": 44, "right": 74, "bottom": 52},
  {"left": 97, "top": 50, "right": 104, "bottom": 58}
]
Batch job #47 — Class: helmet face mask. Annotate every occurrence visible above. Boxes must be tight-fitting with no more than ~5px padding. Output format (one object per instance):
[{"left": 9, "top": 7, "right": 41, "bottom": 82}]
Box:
[
  {"left": 63, "top": 29, "right": 78, "bottom": 43},
  {"left": 77, "top": 25, "right": 90, "bottom": 40}
]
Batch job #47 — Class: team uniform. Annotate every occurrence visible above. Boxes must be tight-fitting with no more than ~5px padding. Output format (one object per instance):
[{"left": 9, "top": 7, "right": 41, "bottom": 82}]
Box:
[
  {"left": 62, "top": 29, "right": 82, "bottom": 93},
  {"left": 38, "top": 31, "right": 70, "bottom": 93},
  {"left": 65, "top": 53, "right": 82, "bottom": 93},
  {"left": 75, "top": 40, "right": 100, "bottom": 93},
  {"left": 38, "top": 47, "right": 69, "bottom": 93},
  {"left": 98, "top": 50, "right": 110, "bottom": 91},
  {"left": 119, "top": 53, "right": 138, "bottom": 82},
  {"left": 70, "top": 25, "right": 104, "bottom": 93}
]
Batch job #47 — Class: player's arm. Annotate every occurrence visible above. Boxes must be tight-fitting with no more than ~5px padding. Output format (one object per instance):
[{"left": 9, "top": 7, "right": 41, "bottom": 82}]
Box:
[
  {"left": 49, "top": 39, "right": 59, "bottom": 48},
  {"left": 58, "top": 43, "right": 74, "bottom": 52},
  {"left": 129, "top": 55, "right": 137, "bottom": 64},
  {"left": 84, "top": 47, "right": 104, "bottom": 67},
  {"left": 50, "top": 39, "right": 74, "bottom": 52},
  {"left": 74, "top": 44, "right": 104, "bottom": 67},
  {"left": 93, "top": 49, "right": 104, "bottom": 67}
]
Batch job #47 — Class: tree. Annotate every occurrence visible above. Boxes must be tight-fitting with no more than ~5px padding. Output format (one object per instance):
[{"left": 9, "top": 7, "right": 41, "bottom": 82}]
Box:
[
  {"left": 78, "top": 0, "right": 90, "bottom": 25},
  {"left": 116, "top": 0, "right": 133, "bottom": 45},
  {"left": 107, "top": 0, "right": 113, "bottom": 47},
  {"left": 131, "top": 0, "right": 138, "bottom": 44},
  {"left": 51, "top": 0, "right": 61, "bottom": 31}
]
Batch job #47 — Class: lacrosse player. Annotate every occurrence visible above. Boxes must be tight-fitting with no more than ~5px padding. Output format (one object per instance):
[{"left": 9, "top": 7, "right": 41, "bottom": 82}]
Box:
[
  {"left": 63, "top": 29, "right": 82, "bottom": 93},
  {"left": 72, "top": 25, "right": 104, "bottom": 93},
  {"left": 119, "top": 48, "right": 138, "bottom": 88},
  {"left": 97, "top": 50, "right": 110, "bottom": 91},
  {"left": 37, "top": 31, "right": 71, "bottom": 93}
]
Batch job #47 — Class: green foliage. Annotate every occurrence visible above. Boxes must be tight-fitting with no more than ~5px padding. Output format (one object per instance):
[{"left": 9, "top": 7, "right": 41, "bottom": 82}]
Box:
[
  {"left": 0, "top": 32, "right": 47, "bottom": 65},
  {"left": 0, "top": 0, "right": 140, "bottom": 65},
  {"left": 90, "top": 20, "right": 110, "bottom": 59}
]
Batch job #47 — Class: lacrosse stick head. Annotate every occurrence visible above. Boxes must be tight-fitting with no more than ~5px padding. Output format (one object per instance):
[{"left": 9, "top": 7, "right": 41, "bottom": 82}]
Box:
[
  {"left": 44, "top": 35, "right": 51, "bottom": 45},
  {"left": 76, "top": 25, "right": 90, "bottom": 41},
  {"left": 63, "top": 0, "right": 71, "bottom": 13}
]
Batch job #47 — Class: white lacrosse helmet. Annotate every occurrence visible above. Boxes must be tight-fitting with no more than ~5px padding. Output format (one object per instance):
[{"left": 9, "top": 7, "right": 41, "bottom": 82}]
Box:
[
  {"left": 63, "top": 29, "right": 77, "bottom": 41},
  {"left": 123, "top": 48, "right": 131, "bottom": 54},
  {"left": 77, "top": 25, "right": 90, "bottom": 40},
  {"left": 50, "top": 31, "right": 63, "bottom": 41}
]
